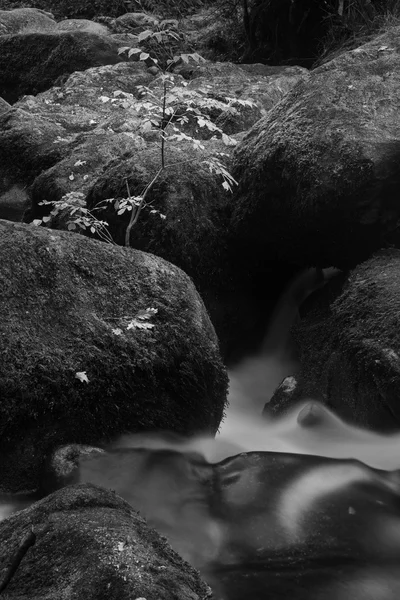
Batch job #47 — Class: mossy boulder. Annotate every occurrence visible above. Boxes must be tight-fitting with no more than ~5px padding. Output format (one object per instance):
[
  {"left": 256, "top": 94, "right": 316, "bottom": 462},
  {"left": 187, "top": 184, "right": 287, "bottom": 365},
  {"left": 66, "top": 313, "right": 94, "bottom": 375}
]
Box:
[
  {"left": 0, "top": 483, "right": 213, "bottom": 599},
  {"left": 4, "top": 57, "right": 307, "bottom": 360},
  {"left": 231, "top": 26, "right": 400, "bottom": 269},
  {"left": 0, "top": 105, "right": 66, "bottom": 194},
  {"left": 0, "top": 7, "right": 56, "bottom": 34},
  {"left": 0, "top": 220, "right": 227, "bottom": 492},
  {"left": 265, "top": 250, "right": 400, "bottom": 431},
  {"left": 0, "top": 30, "right": 124, "bottom": 102}
]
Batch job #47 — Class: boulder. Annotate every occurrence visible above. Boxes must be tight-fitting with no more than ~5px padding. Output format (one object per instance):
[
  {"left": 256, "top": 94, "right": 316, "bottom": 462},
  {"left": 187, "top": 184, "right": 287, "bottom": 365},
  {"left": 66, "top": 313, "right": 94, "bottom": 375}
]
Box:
[
  {"left": 187, "top": 61, "right": 309, "bottom": 114},
  {"left": 0, "top": 220, "right": 227, "bottom": 492},
  {"left": 0, "top": 30, "right": 124, "bottom": 103},
  {"left": 0, "top": 106, "right": 66, "bottom": 195},
  {"left": 0, "top": 7, "right": 56, "bottom": 35},
  {"left": 0, "top": 483, "right": 212, "bottom": 600},
  {"left": 264, "top": 250, "right": 400, "bottom": 430},
  {"left": 0, "top": 184, "right": 30, "bottom": 222},
  {"left": 231, "top": 26, "right": 400, "bottom": 269},
  {"left": 3, "top": 56, "right": 306, "bottom": 359}
]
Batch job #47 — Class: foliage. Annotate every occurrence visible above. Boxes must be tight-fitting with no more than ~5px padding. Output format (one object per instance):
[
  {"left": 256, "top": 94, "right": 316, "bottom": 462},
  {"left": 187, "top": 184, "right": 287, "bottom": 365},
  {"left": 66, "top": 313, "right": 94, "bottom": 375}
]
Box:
[
  {"left": 34, "top": 24, "right": 246, "bottom": 247},
  {"left": 0, "top": 0, "right": 208, "bottom": 19},
  {"left": 317, "top": 0, "right": 400, "bottom": 65}
]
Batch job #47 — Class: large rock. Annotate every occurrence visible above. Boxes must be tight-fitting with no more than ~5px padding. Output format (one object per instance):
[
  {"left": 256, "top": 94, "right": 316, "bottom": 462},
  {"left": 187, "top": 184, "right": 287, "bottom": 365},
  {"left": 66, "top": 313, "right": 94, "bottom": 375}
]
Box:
[
  {"left": 231, "top": 26, "right": 400, "bottom": 269},
  {"left": 0, "top": 483, "right": 212, "bottom": 600},
  {"left": 0, "top": 7, "right": 56, "bottom": 35},
  {"left": 1, "top": 52, "right": 307, "bottom": 359},
  {"left": 0, "top": 220, "right": 227, "bottom": 492},
  {"left": 265, "top": 250, "right": 400, "bottom": 431},
  {"left": 0, "top": 106, "right": 66, "bottom": 194},
  {"left": 0, "top": 30, "right": 124, "bottom": 103}
]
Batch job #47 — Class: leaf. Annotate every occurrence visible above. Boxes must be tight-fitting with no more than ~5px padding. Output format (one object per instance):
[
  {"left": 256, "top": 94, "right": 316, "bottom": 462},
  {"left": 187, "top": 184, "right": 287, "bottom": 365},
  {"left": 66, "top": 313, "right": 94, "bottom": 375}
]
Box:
[
  {"left": 42, "top": 216, "right": 51, "bottom": 223},
  {"left": 67, "top": 223, "right": 76, "bottom": 230},
  {"left": 112, "top": 328, "right": 123, "bottom": 336},
  {"left": 140, "top": 52, "right": 150, "bottom": 61},
  {"left": 75, "top": 371, "right": 89, "bottom": 383},
  {"left": 128, "top": 47, "right": 141, "bottom": 58},
  {"left": 137, "top": 307, "right": 158, "bottom": 320},
  {"left": 138, "top": 29, "right": 153, "bottom": 42},
  {"left": 222, "top": 133, "right": 237, "bottom": 146},
  {"left": 118, "top": 46, "right": 130, "bottom": 55},
  {"left": 32, "top": 219, "right": 42, "bottom": 226},
  {"left": 69, "top": 173, "right": 75, "bottom": 181},
  {"left": 99, "top": 96, "right": 110, "bottom": 103},
  {"left": 127, "top": 320, "right": 155, "bottom": 330}
]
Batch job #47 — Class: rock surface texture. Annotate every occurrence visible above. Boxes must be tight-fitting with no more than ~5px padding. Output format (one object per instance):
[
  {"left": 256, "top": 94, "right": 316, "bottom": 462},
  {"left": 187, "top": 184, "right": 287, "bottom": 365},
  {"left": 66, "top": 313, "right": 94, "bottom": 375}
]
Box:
[
  {"left": 0, "top": 220, "right": 227, "bottom": 492},
  {"left": 0, "top": 483, "right": 212, "bottom": 600},
  {"left": 232, "top": 26, "right": 400, "bottom": 269}
]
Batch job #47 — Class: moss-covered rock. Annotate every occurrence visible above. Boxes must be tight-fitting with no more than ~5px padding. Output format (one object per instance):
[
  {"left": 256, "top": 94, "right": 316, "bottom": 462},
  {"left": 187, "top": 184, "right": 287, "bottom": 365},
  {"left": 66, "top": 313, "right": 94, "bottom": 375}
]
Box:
[
  {"left": 265, "top": 250, "right": 400, "bottom": 430},
  {"left": 0, "top": 220, "right": 227, "bottom": 492},
  {"left": 0, "top": 30, "right": 124, "bottom": 102},
  {"left": 231, "top": 26, "right": 400, "bottom": 269},
  {"left": 3, "top": 55, "right": 307, "bottom": 360},
  {"left": 0, "top": 6, "right": 56, "bottom": 34},
  {"left": 0, "top": 106, "right": 67, "bottom": 194},
  {"left": 0, "top": 483, "right": 213, "bottom": 599}
]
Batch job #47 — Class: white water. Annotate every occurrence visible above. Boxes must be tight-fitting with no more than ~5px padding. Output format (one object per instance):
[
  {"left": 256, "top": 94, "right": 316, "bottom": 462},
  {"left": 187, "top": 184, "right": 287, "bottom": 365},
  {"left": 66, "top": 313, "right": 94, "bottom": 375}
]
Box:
[{"left": 115, "top": 267, "right": 400, "bottom": 471}]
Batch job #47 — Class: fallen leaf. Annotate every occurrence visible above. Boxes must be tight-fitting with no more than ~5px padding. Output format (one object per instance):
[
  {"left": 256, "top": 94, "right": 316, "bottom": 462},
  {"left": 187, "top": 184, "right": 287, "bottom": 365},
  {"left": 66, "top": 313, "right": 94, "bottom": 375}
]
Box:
[{"left": 75, "top": 371, "right": 89, "bottom": 383}]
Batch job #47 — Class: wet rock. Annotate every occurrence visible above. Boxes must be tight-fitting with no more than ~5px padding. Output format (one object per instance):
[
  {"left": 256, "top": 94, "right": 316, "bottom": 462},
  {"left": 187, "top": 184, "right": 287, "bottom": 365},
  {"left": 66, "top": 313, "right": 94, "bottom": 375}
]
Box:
[
  {"left": 232, "top": 26, "right": 400, "bottom": 269},
  {"left": 0, "top": 220, "right": 227, "bottom": 492},
  {"left": 40, "top": 447, "right": 400, "bottom": 599},
  {"left": 0, "top": 483, "right": 212, "bottom": 600},
  {"left": 266, "top": 250, "right": 400, "bottom": 430}
]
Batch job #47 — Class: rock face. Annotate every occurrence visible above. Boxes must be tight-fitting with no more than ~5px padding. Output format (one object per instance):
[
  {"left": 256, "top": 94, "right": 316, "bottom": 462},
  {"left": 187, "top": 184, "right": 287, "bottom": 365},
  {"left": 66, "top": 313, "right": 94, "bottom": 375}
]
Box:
[
  {"left": 232, "top": 26, "right": 400, "bottom": 269},
  {"left": 265, "top": 250, "right": 400, "bottom": 430},
  {"left": 0, "top": 30, "right": 124, "bottom": 102},
  {"left": 0, "top": 483, "right": 212, "bottom": 600},
  {"left": 0, "top": 220, "right": 227, "bottom": 492}
]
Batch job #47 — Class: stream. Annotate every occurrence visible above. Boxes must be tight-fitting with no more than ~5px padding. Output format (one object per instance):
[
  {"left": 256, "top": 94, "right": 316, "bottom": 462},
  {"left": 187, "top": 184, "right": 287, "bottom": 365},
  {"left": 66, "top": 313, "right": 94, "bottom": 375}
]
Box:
[{"left": 2, "top": 268, "right": 400, "bottom": 598}]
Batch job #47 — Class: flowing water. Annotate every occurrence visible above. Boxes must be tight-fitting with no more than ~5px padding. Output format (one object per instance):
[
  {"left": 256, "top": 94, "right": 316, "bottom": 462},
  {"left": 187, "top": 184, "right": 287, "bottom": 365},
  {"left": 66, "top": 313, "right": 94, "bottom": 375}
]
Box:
[{"left": 2, "top": 268, "right": 400, "bottom": 599}]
